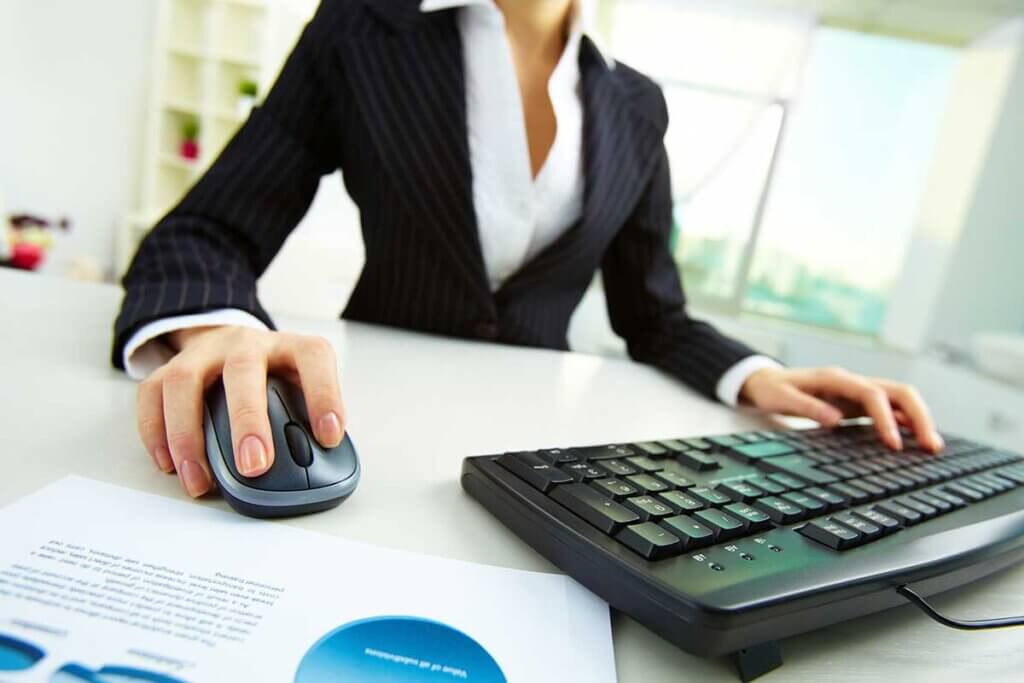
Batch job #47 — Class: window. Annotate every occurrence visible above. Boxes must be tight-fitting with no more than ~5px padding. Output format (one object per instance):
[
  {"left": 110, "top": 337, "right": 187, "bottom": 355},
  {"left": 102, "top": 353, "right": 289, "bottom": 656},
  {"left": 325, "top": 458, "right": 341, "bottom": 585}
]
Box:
[{"left": 606, "top": 1, "right": 957, "bottom": 337}]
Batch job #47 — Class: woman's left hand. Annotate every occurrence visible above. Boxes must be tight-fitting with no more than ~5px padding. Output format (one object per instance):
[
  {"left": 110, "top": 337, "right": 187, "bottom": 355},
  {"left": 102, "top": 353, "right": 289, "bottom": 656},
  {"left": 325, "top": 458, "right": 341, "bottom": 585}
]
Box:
[{"left": 740, "top": 366, "right": 944, "bottom": 453}]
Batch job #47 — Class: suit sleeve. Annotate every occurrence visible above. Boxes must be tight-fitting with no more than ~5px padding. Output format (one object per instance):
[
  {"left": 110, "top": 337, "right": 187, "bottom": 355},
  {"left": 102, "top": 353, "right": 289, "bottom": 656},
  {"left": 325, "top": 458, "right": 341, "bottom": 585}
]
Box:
[
  {"left": 111, "top": 5, "right": 344, "bottom": 369},
  {"left": 601, "top": 124, "right": 762, "bottom": 400}
]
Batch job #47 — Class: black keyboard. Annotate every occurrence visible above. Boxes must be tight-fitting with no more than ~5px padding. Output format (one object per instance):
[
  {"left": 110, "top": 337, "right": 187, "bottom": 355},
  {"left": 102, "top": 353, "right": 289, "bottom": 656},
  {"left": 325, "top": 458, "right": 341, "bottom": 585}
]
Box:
[{"left": 460, "top": 423, "right": 1024, "bottom": 681}]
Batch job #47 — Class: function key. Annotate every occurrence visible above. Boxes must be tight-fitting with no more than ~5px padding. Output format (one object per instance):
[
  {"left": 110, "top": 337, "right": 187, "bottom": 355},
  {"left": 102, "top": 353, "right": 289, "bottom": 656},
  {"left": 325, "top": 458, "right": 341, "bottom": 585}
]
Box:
[
  {"left": 715, "top": 481, "right": 765, "bottom": 503},
  {"left": 537, "top": 448, "right": 577, "bottom": 465},
  {"left": 798, "top": 518, "right": 860, "bottom": 550},
  {"left": 593, "top": 478, "right": 640, "bottom": 500},
  {"left": 550, "top": 483, "right": 640, "bottom": 534},
  {"left": 616, "top": 522, "right": 682, "bottom": 560},
  {"left": 626, "top": 455, "right": 664, "bottom": 473},
  {"left": 754, "top": 496, "right": 806, "bottom": 524},
  {"left": 660, "top": 515, "right": 715, "bottom": 550},
  {"left": 601, "top": 459, "right": 639, "bottom": 477},
  {"left": 689, "top": 486, "right": 732, "bottom": 507},
  {"left": 496, "top": 452, "right": 573, "bottom": 493},
  {"left": 561, "top": 462, "right": 607, "bottom": 481},
  {"left": 723, "top": 502, "right": 773, "bottom": 532},
  {"left": 658, "top": 490, "right": 705, "bottom": 512},
  {"left": 677, "top": 450, "right": 721, "bottom": 471},
  {"left": 694, "top": 509, "right": 745, "bottom": 541},
  {"left": 626, "top": 474, "right": 671, "bottom": 494},
  {"left": 574, "top": 444, "right": 635, "bottom": 460},
  {"left": 624, "top": 496, "right": 676, "bottom": 521},
  {"left": 728, "top": 441, "right": 796, "bottom": 462},
  {"left": 653, "top": 470, "right": 695, "bottom": 489},
  {"left": 634, "top": 442, "right": 670, "bottom": 457},
  {"left": 831, "top": 513, "right": 883, "bottom": 543}
]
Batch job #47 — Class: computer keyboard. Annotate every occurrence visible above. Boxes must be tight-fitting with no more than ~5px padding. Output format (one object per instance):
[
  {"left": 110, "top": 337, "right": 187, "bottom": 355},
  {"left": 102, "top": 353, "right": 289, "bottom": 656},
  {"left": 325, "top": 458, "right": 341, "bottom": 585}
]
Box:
[{"left": 460, "top": 423, "right": 1024, "bottom": 681}]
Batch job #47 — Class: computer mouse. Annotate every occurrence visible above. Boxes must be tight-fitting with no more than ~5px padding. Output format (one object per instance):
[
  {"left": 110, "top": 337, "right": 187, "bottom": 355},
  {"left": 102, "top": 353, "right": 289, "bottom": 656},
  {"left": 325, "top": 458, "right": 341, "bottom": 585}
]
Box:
[{"left": 202, "top": 376, "right": 360, "bottom": 518}]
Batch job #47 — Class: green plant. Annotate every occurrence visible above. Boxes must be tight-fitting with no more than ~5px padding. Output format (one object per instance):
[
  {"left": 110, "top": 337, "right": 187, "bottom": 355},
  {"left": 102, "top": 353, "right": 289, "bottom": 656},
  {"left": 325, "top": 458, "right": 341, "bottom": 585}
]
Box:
[
  {"left": 182, "top": 117, "right": 200, "bottom": 141},
  {"left": 238, "top": 78, "right": 259, "bottom": 98}
]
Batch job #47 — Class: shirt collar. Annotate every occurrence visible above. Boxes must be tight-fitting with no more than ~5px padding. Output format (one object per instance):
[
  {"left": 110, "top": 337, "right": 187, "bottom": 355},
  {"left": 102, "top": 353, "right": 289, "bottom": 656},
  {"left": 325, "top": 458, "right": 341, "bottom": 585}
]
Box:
[{"left": 419, "top": 0, "right": 613, "bottom": 68}]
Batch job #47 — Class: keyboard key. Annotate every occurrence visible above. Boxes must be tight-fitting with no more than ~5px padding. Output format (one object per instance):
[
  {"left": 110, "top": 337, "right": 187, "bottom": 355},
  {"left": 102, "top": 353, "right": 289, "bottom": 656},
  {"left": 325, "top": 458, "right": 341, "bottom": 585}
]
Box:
[
  {"left": 832, "top": 513, "right": 882, "bottom": 542},
  {"left": 821, "top": 464, "right": 857, "bottom": 480},
  {"left": 724, "top": 503, "right": 773, "bottom": 532},
  {"left": 862, "top": 474, "right": 903, "bottom": 495},
  {"left": 694, "top": 509, "right": 745, "bottom": 541},
  {"left": 716, "top": 481, "right": 765, "bottom": 503},
  {"left": 634, "top": 441, "right": 670, "bottom": 457},
  {"left": 624, "top": 496, "right": 676, "bottom": 521},
  {"left": 876, "top": 472, "right": 915, "bottom": 491},
  {"left": 909, "top": 491, "right": 952, "bottom": 514},
  {"left": 974, "top": 473, "right": 1014, "bottom": 493},
  {"left": 798, "top": 518, "right": 861, "bottom": 550},
  {"left": 782, "top": 491, "right": 827, "bottom": 515},
  {"left": 754, "top": 496, "right": 805, "bottom": 524},
  {"left": 574, "top": 444, "right": 635, "bottom": 460},
  {"left": 616, "top": 522, "right": 683, "bottom": 560},
  {"left": 658, "top": 490, "right": 706, "bottom": 512},
  {"left": 960, "top": 477, "right": 997, "bottom": 497},
  {"left": 660, "top": 515, "right": 716, "bottom": 550},
  {"left": 593, "top": 478, "right": 640, "bottom": 500},
  {"left": 747, "top": 476, "right": 787, "bottom": 495},
  {"left": 758, "top": 454, "right": 837, "bottom": 486},
  {"left": 767, "top": 473, "right": 807, "bottom": 491},
  {"left": 497, "top": 452, "right": 573, "bottom": 492},
  {"left": 677, "top": 450, "right": 721, "bottom": 471},
  {"left": 944, "top": 482, "right": 985, "bottom": 502},
  {"left": 626, "top": 474, "right": 671, "bottom": 494},
  {"left": 804, "top": 486, "right": 846, "bottom": 512},
  {"left": 926, "top": 488, "right": 966, "bottom": 509},
  {"left": 653, "top": 470, "right": 695, "bottom": 489},
  {"left": 689, "top": 486, "right": 732, "bottom": 507},
  {"left": 561, "top": 462, "right": 607, "bottom": 481},
  {"left": 846, "top": 478, "right": 886, "bottom": 501},
  {"left": 626, "top": 455, "right": 663, "bottom": 473},
  {"left": 895, "top": 496, "right": 937, "bottom": 520},
  {"left": 537, "top": 448, "right": 577, "bottom": 465},
  {"left": 658, "top": 439, "right": 687, "bottom": 453},
  {"left": 874, "top": 500, "right": 923, "bottom": 526},
  {"left": 844, "top": 462, "right": 875, "bottom": 478},
  {"left": 550, "top": 483, "right": 640, "bottom": 534},
  {"left": 602, "top": 459, "right": 638, "bottom": 476},
  {"left": 852, "top": 508, "right": 901, "bottom": 535},
  {"left": 708, "top": 435, "right": 745, "bottom": 448},
  {"left": 728, "top": 441, "right": 795, "bottom": 462},
  {"left": 826, "top": 482, "right": 871, "bottom": 505}
]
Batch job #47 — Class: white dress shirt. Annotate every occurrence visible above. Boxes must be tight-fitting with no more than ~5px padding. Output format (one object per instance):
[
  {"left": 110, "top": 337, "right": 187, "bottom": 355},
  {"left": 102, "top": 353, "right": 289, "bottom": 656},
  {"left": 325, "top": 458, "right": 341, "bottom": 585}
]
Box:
[{"left": 123, "top": 0, "right": 780, "bottom": 405}]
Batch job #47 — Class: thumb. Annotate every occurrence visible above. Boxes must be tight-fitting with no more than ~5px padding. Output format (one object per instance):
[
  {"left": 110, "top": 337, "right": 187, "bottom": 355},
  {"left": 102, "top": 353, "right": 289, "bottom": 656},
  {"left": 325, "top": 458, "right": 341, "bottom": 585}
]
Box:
[{"left": 766, "top": 384, "right": 843, "bottom": 427}]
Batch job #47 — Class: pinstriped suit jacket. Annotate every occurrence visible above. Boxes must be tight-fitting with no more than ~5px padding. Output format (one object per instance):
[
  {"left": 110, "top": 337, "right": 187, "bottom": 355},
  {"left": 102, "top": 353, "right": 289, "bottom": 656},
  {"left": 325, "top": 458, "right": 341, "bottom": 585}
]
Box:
[{"left": 112, "top": 0, "right": 758, "bottom": 399}]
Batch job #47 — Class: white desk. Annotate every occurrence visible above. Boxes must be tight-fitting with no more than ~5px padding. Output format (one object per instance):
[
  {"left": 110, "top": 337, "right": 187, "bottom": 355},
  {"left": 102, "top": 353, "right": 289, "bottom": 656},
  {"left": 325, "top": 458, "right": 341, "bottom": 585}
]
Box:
[{"left": 2, "top": 268, "right": 1022, "bottom": 682}]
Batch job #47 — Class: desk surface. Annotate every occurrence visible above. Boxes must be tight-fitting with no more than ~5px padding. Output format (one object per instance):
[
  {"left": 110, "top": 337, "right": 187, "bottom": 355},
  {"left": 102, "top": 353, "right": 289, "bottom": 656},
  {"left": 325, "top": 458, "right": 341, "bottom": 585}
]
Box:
[{"left": 2, "top": 269, "right": 1022, "bottom": 682}]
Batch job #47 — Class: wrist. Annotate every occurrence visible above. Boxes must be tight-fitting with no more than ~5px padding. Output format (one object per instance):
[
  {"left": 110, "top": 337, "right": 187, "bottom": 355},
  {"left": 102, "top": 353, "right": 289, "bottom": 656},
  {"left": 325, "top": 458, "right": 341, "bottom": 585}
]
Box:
[{"left": 739, "top": 367, "right": 782, "bottom": 407}]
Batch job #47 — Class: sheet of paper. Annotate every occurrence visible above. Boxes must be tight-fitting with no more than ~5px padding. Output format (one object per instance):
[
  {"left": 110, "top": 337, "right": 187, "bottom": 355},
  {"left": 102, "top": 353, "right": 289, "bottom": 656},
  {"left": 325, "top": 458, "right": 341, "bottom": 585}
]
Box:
[{"left": 0, "top": 477, "right": 616, "bottom": 682}]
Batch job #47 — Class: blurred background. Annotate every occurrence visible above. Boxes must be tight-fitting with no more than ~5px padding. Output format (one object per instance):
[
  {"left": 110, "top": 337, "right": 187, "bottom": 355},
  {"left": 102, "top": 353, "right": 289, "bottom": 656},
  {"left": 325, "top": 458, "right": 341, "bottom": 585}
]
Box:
[{"left": 1, "top": 0, "right": 1022, "bottom": 447}]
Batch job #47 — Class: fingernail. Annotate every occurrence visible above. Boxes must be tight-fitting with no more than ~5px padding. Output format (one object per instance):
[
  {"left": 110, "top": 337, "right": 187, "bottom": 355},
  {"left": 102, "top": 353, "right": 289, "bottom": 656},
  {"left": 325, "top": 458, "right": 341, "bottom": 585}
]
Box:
[
  {"left": 317, "top": 412, "right": 343, "bottom": 447},
  {"left": 238, "top": 436, "right": 268, "bottom": 476},
  {"left": 888, "top": 427, "right": 903, "bottom": 450},
  {"left": 932, "top": 433, "right": 945, "bottom": 452},
  {"left": 153, "top": 446, "right": 173, "bottom": 473},
  {"left": 180, "top": 460, "right": 211, "bottom": 498}
]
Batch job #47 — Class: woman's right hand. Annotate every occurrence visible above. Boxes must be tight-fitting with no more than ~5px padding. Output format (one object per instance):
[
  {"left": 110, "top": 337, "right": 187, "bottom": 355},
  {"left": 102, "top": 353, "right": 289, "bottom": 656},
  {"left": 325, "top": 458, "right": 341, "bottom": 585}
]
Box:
[{"left": 136, "top": 325, "right": 346, "bottom": 498}]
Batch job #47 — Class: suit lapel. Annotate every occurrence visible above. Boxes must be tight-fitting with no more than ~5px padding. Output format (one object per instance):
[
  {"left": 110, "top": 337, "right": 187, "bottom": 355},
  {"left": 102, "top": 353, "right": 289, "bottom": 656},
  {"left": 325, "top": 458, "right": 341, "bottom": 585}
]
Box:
[
  {"left": 498, "top": 37, "right": 665, "bottom": 297},
  {"left": 340, "top": 3, "right": 493, "bottom": 306}
]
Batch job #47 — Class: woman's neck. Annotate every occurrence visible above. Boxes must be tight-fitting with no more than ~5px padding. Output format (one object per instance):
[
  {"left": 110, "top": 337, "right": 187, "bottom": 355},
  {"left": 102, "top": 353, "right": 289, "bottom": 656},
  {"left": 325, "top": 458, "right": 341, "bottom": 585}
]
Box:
[{"left": 495, "top": 0, "right": 574, "bottom": 63}]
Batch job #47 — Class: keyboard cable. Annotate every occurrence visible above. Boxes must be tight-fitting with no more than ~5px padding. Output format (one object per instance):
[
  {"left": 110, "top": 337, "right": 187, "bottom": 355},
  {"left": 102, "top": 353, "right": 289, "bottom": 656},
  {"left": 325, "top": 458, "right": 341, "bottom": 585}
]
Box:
[{"left": 897, "top": 585, "right": 1024, "bottom": 630}]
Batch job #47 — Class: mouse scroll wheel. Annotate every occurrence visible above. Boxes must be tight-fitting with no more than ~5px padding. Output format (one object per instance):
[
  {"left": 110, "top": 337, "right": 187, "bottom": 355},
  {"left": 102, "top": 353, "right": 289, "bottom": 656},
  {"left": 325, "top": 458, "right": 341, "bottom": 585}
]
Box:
[{"left": 284, "top": 423, "right": 314, "bottom": 468}]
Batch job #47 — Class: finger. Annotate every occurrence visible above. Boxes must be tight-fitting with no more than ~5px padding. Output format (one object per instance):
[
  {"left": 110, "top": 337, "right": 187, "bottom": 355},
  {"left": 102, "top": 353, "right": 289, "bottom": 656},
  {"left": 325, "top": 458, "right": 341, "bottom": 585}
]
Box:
[
  {"left": 162, "top": 361, "right": 214, "bottom": 498},
  {"left": 222, "top": 349, "right": 274, "bottom": 477},
  {"left": 280, "top": 335, "right": 345, "bottom": 447},
  {"left": 794, "top": 369, "right": 902, "bottom": 450},
  {"left": 136, "top": 376, "right": 174, "bottom": 473},
  {"left": 769, "top": 384, "right": 844, "bottom": 427},
  {"left": 875, "top": 380, "right": 943, "bottom": 453}
]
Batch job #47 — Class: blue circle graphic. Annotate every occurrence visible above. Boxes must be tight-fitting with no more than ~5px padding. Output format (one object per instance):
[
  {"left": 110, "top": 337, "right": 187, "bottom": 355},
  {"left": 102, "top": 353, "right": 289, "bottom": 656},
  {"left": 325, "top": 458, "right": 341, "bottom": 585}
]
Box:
[{"left": 295, "top": 616, "right": 506, "bottom": 683}]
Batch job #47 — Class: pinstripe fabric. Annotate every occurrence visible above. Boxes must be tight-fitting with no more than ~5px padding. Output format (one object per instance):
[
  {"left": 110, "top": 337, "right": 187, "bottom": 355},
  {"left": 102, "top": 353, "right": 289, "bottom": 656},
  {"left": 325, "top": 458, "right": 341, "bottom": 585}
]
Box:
[{"left": 112, "top": 0, "right": 757, "bottom": 399}]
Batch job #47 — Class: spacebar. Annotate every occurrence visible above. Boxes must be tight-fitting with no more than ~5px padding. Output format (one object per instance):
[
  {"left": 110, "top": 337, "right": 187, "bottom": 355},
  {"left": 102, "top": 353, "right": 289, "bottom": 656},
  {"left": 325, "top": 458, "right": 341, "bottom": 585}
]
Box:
[{"left": 758, "top": 455, "right": 838, "bottom": 485}]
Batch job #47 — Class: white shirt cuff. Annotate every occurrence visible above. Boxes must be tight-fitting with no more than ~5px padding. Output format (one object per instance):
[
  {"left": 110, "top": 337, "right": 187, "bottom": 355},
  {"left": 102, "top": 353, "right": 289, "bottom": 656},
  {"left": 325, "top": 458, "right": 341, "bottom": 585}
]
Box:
[
  {"left": 715, "top": 355, "right": 784, "bottom": 408},
  {"left": 122, "top": 309, "right": 270, "bottom": 380}
]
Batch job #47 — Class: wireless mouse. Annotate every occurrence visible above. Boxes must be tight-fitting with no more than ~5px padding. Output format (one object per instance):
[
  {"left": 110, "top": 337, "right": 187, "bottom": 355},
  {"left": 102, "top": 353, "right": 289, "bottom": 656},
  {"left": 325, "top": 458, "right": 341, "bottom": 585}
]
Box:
[{"left": 202, "top": 376, "right": 360, "bottom": 518}]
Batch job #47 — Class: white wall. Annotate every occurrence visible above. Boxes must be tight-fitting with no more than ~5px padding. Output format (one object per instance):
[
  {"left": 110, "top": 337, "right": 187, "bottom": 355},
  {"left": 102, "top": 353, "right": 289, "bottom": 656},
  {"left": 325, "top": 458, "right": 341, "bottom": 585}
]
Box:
[{"left": 0, "top": 0, "right": 156, "bottom": 277}]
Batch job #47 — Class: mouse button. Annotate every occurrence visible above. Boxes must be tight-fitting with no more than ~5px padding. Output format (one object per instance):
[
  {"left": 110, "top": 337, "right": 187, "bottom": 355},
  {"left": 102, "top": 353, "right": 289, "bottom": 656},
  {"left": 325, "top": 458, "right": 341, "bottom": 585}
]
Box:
[
  {"left": 307, "top": 435, "right": 359, "bottom": 488},
  {"left": 268, "top": 376, "right": 310, "bottom": 425},
  {"left": 285, "top": 423, "right": 314, "bottom": 468}
]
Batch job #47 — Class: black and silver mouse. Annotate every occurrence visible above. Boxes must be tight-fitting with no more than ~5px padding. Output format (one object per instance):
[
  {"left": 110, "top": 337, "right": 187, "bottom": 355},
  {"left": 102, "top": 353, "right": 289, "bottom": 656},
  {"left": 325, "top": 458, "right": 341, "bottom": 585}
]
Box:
[{"left": 202, "top": 376, "right": 360, "bottom": 518}]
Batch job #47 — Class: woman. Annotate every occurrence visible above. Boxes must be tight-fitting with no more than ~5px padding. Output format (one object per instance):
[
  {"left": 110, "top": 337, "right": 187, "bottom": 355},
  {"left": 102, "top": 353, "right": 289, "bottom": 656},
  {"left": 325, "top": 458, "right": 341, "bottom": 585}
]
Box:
[{"left": 114, "top": 0, "right": 943, "bottom": 499}]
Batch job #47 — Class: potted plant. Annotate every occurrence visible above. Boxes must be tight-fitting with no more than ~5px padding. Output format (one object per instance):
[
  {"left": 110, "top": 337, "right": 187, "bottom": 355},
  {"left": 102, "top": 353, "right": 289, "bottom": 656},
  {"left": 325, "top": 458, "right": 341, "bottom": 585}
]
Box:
[
  {"left": 237, "top": 78, "right": 259, "bottom": 118},
  {"left": 180, "top": 117, "right": 200, "bottom": 161}
]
